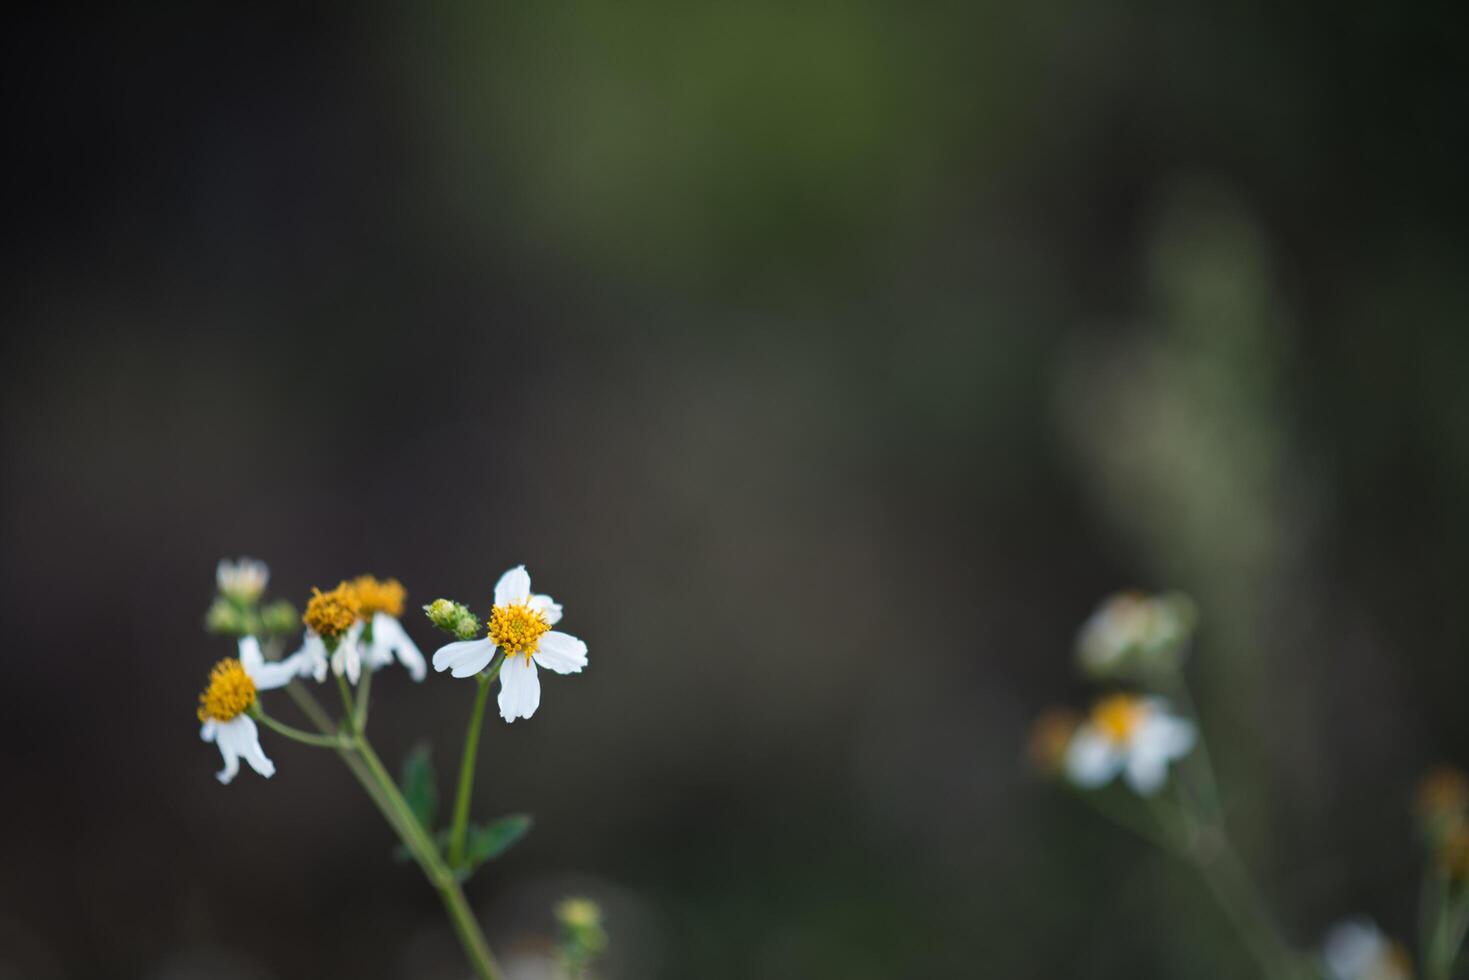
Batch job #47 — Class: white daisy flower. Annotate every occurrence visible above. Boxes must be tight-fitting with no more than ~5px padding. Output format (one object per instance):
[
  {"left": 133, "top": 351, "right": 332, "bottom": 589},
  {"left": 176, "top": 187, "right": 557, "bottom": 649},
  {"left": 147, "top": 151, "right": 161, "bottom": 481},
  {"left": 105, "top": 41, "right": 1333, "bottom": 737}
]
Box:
[
  {"left": 291, "top": 582, "right": 364, "bottom": 683},
  {"left": 1064, "top": 694, "right": 1197, "bottom": 796},
  {"left": 431, "top": 565, "right": 587, "bottom": 722},
  {"left": 216, "top": 557, "right": 270, "bottom": 605},
  {"left": 348, "top": 575, "right": 426, "bottom": 682},
  {"left": 1321, "top": 919, "right": 1412, "bottom": 980},
  {"left": 197, "top": 637, "right": 297, "bottom": 784},
  {"left": 1076, "top": 591, "right": 1196, "bottom": 678}
]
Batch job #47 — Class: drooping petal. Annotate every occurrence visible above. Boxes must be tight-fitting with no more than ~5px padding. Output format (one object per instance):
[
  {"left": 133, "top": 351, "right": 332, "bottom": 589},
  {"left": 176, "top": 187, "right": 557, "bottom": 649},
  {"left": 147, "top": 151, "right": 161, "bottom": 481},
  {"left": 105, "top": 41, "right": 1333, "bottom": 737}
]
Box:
[
  {"left": 1064, "top": 728, "right": 1124, "bottom": 789},
  {"left": 433, "top": 638, "right": 496, "bottom": 676},
  {"left": 219, "top": 715, "right": 275, "bottom": 780},
  {"left": 1123, "top": 745, "right": 1170, "bottom": 795},
  {"left": 212, "top": 720, "right": 242, "bottom": 784},
  {"left": 533, "top": 631, "right": 587, "bottom": 674},
  {"left": 200, "top": 721, "right": 218, "bottom": 743},
  {"left": 240, "top": 636, "right": 298, "bottom": 691},
  {"left": 375, "top": 612, "right": 426, "bottom": 681},
  {"left": 287, "top": 631, "right": 330, "bottom": 682},
  {"left": 333, "top": 641, "right": 361, "bottom": 684},
  {"left": 529, "top": 593, "right": 563, "bottom": 625},
  {"left": 494, "top": 565, "right": 532, "bottom": 607},
  {"left": 497, "top": 655, "right": 541, "bottom": 722}
]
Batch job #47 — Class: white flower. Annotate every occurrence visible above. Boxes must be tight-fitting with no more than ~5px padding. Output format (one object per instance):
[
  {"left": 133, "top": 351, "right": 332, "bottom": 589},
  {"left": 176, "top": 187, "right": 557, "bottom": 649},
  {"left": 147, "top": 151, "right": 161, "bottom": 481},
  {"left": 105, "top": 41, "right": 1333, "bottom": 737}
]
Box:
[
  {"left": 355, "top": 612, "right": 427, "bottom": 681},
  {"left": 1321, "top": 919, "right": 1412, "bottom": 980},
  {"left": 197, "top": 637, "right": 296, "bottom": 784},
  {"left": 431, "top": 565, "right": 587, "bottom": 722},
  {"left": 1064, "top": 694, "right": 1196, "bottom": 796},
  {"left": 216, "top": 557, "right": 269, "bottom": 604},
  {"left": 1076, "top": 591, "right": 1195, "bottom": 678}
]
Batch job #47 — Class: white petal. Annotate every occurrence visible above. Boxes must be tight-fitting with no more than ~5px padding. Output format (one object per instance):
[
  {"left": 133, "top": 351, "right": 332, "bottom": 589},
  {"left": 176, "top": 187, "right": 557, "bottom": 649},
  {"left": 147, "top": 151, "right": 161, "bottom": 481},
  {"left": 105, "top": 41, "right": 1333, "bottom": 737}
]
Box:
[
  {"left": 533, "top": 631, "right": 587, "bottom": 674},
  {"left": 1322, "top": 919, "right": 1385, "bottom": 980},
  {"left": 343, "top": 644, "right": 361, "bottom": 684},
  {"left": 375, "top": 613, "right": 426, "bottom": 681},
  {"left": 1064, "top": 728, "right": 1124, "bottom": 789},
  {"left": 213, "top": 720, "right": 242, "bottom": 784},
  {"left": 200, "top": 721, "right": 218, "bottom": 743},
  {"left": 494, "top": 565, "right": 532, "bottom": 607},
  {"left": 1124, "top": 746, "right": 1170, "bottom": 795},
  {"left": 238, "top": 636, "right": 264, "bottom": 673},
  {"left": 497, "top": 656, "right": 541, "bottom": 722},
  {"left": 221, "top": 715, "right": 275, "bottom": 780},
  {"left": 433, "top": 638, "right": 496, "bottom": 675},
  {"left": 529, "top": 593, "right": 563, "bottom": 626},
  {"left": 450, "top": 646, "right": 497, "bottom": 679}
]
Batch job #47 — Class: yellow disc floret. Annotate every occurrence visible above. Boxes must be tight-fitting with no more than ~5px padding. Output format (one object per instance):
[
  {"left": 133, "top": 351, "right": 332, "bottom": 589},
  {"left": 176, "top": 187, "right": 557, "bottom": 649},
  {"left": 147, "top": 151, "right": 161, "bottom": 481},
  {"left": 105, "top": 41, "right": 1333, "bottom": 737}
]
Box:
[
  {"left": 489, "top": 603, "right": 550, "bottom": 661},
  {"left": 303, "top": 582, "right": 361, "bottom": 638},
  {"left": 1092, "top": 693, "right": 1147, "bottom": 745},
  {"left": 197, "top": 658, "right": 257, "bottom": 722},
  {"left": 352, "top": 575, "right": 406, "bottom": 618}
]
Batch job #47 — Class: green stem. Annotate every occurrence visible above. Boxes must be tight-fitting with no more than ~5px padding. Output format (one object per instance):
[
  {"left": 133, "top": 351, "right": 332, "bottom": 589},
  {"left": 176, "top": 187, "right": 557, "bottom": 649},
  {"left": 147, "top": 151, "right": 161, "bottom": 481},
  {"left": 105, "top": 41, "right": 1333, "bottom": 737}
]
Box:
[
  {"left": 449, "top": 654, "right": 504, "bottom": 869},
  {"left": 250, "top": 706, "right": 349, "bottom": 748},
  {"left": 355, "top": 663, "right": 373, "bottom": 732},
  {"left": 353, "top": 733, "right": 504, "bottom": 980}
]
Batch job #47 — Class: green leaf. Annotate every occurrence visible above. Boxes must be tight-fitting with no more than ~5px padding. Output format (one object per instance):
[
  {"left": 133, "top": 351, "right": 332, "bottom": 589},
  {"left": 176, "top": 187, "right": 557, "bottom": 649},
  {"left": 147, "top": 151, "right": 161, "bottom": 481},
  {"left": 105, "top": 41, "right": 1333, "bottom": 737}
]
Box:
[
  {"left": 400, "top": 742, "right": 438, "bottom": 831},
  {"left": 464, "top": 814, "right": 533, "bottom": 869}
]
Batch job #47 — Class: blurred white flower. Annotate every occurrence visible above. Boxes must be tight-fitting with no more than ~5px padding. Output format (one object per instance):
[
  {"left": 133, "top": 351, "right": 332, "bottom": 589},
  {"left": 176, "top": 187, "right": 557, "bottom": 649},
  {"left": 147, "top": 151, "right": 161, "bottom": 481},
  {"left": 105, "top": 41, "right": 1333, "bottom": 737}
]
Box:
[
  {"left": 197, "top": 637, "right": 296, "bottom": 784},
  {"left": 432, "top": 565, "right": 586, "bottom": 722},
  {"left": 1064, "top": 694, "right": 1196, "bottom": 795},
  {"left": 1076, "top": 591, "right": 1196, "bottom": 678},
  {"left": 1321, "top": 919, "right": 1412, "bottom": 980},
  {"left": 215, "top": 557, "right": 269, "bottom": 605}
]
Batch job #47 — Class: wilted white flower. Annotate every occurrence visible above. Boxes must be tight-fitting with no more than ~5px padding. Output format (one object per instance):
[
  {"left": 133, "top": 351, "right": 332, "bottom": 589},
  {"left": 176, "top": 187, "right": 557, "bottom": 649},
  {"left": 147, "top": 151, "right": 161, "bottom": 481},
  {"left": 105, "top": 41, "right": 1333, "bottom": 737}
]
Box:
[
  {"left": 1321, "top": 919, "right": 1412, "bottom": 980},
  {"left": 348, "top": 575, "right": 425, "bottom": 681},
  {"left": 295, "top": 583, "right": 363, "bottom": 682},
  {"left": 197, "top": 637, "right": 297, "bottom": 784},
  {"left": 1076, "top": 591, "right": 1196, "bottom": 678},
  {"left": 432, "top": 565, "right": 587, "bottom": 722},
  {"left": 1064, "top": 694, "right": 1196, "bottom": 795},
  {"left": 216, "top": 557, "right": 270, "bottom": 605}
]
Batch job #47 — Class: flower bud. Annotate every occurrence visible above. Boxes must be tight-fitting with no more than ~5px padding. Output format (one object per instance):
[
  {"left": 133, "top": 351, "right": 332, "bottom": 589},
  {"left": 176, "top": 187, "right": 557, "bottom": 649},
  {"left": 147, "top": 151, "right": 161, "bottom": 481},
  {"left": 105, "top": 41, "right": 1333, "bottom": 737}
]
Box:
[
  {"left": 204, "top": 597, "right": 249, "bottom": 636},
  {"left": 424, "top": 599, "right": 482, "bottom": 640},
  {"left": 555, "top": 897, "right": 608, "bottom": 971},
  {"left": 260, "top": 599, "right": 299, "bottom": 636}
]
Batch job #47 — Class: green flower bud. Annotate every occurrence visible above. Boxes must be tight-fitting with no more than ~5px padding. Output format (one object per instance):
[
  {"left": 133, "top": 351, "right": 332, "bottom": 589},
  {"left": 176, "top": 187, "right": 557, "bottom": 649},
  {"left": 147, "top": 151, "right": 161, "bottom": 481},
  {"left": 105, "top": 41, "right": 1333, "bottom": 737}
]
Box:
[
  {"left": 424, "top": 599, "right": 481, "bottom": 640},
  {"left": 260, "top": 599, "right": 299, "bottom": 636},
  {"left": 204, "top": 597, "right": 248, "bottom": 636},
  {"left": 555, "top": 897, "right": 608, "bottom": 972}
]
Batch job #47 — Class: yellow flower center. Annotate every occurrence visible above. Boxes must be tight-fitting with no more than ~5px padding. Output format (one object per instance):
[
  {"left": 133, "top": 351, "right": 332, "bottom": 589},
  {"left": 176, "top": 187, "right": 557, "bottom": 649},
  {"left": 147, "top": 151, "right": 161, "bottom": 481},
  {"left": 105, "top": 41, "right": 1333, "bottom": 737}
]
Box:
[
  {"left": 489, "top": 603, "right": 550, "bottom": 661},
  {"left": 197, "top": 658, "right": 256, "bottom": 722},
  {"left": 303, "top": 583, "right": 361, "bottom": 638},
  {"left": 1092, "top": 694, "right": 1147, "bottom": 744},
  {"left": 352, "top": 575, "right": 406, "bottom": 618}
]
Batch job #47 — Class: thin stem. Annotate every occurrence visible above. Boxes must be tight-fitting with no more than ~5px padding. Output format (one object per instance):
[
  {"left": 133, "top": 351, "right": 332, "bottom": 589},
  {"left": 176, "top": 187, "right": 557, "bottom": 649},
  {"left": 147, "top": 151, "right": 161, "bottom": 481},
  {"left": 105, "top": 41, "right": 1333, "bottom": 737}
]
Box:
[
  {"left": 449, "top": 654, "right": 504, "bottom": 869},
  {"left": 353, "top": 732, "right": 504, "bottom": 980},
  {"left": 337, "top": 672, "right": 357, "bottom": 727},
  {"left": 251, "top": 706, "right": 349, "bottom": 748},
  {"left": 355, "top": 663, "right": 373, "bottom": 732}
]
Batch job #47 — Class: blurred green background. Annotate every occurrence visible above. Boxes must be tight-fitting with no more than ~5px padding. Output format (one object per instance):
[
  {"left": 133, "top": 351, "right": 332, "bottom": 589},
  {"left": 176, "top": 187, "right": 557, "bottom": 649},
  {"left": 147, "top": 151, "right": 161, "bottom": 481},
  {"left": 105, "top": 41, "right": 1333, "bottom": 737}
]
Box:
[{"left": 3, "top": 3, "right": 1468, "bottom": 978}]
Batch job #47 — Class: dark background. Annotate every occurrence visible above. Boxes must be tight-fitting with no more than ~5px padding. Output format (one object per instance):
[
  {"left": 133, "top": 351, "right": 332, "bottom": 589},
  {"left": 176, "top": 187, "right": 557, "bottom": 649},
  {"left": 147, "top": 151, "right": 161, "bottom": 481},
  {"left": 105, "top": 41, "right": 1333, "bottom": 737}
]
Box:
[{"left": 4, "top": 4, "right": 1468, "bottom": 978}]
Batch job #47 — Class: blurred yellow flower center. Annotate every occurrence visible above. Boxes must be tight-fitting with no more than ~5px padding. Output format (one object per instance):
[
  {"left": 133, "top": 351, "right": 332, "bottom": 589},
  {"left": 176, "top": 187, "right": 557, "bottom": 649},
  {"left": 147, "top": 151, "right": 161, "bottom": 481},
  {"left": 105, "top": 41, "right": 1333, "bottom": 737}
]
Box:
[
  {"left": 304, "top": 583, "right": 361, "bottom": 638},
  {"left": 490, "top": 603, "right": 550, "bottom": 661},
  {"left": 1092, "top": 694, "right": 1146, "bottom": 744},
  {"left": 352, "top": 575, "right": 406, "bottom": 618},
  {"left": 197, "top": 658, "right": 256, "bottom": 722}
]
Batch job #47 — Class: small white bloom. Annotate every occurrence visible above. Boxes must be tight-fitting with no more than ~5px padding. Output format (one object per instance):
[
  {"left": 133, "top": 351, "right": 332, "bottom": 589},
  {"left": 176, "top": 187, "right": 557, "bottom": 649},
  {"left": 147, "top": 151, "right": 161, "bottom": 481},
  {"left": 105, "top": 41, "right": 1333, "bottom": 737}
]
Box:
[
  {"left": 1321, "top": 919, "right": 1411, "bottom": 980},
  {"left": 357, "top": 612, "right": 427, "bottom": 681},
  {"left": 1076, "top": 591, "right": 1195, "bottom": 678},
  {"left": 1064, "top": 694, "right": 1196, "bottom": 796},
  {"left": 197, "top": 637, "right": 295, "bottom": 784},
  {"left": 431, "top": 565, "right": 587, "bottom": 722},
  {"left": 216, "top": 557, "right": 270, "bottom": 604}
]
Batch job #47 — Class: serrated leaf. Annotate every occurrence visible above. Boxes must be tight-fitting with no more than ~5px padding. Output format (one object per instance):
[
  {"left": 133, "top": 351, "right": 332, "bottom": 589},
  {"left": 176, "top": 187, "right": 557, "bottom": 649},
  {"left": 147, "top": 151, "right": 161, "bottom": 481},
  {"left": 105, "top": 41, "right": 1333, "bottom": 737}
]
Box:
[
  {"left": 399, "top": 742, "right": 438, "bottom": 831},
  {"left": 465, "top": 814, "right": 532, "bottom": 869}
]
